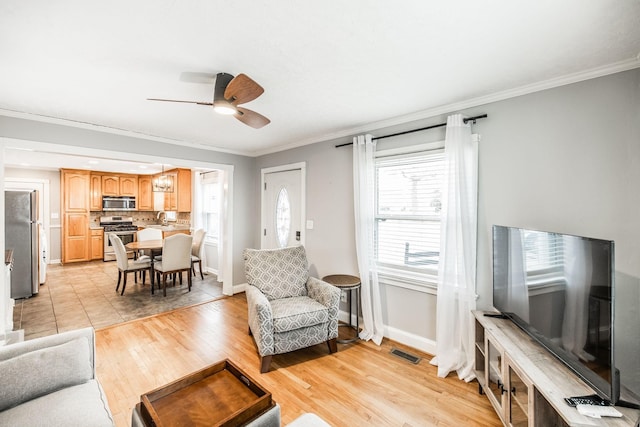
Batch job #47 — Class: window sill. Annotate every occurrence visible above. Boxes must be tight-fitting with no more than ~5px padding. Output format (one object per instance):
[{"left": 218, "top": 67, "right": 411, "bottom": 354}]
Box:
[{"left": 376, "top": 267, "right": 438, "bottom": 295}]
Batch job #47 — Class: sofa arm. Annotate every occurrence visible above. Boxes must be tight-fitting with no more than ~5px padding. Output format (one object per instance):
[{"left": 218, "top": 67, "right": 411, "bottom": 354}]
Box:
[{"left": 246, "top": 285, "right": 275, "bottom": 356}]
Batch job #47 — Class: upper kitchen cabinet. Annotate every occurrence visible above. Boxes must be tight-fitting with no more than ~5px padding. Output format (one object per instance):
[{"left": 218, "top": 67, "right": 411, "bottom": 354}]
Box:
[
  {"left": 101, "top": 175, "right": 119, "bottom": 196},
  {"left": 63, "top": 169, "right": 90, "bottom": 212},
  {"left": 90, "top": 174, "right": 102, "bottom": 211},
  {"left": 162, "top": 168, "right": 191, "bottom": 212},
  {"left": 101, "top": 174, "right": 138, "bottom": 198},
  {"left": 138, "top": 176, "right": 154, "bottom": 211},
  {"left": 119, "top": 175, "right": 138, "bottom": 197}
]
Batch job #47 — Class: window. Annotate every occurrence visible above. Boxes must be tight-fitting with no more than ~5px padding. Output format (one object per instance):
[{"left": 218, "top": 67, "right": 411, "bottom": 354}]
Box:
[
  {"left": 201, "top": 172, "right": 220, "bottom": 242},
  {"left": 523, "top": 230, "right": 564, "bottom": 285},
  {"left": 374, "top": 146, "right": 445, "bottom": 285}
]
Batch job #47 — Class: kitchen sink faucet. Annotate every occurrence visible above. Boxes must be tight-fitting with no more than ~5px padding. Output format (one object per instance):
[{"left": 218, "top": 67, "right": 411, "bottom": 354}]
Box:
[{"left": 157, "top": 211, "right": 167, "bottom": 226}]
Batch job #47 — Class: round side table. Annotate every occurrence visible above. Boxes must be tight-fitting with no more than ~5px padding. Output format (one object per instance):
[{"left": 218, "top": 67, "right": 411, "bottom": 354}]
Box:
[{"left": 322, "top": 274, "right": 361, "bottom": 344}]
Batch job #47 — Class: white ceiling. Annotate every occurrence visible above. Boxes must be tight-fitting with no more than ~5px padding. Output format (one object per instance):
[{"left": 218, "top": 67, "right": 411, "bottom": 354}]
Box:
[{"left": 1, "top": 0, "right": 639, "bottom": 160}]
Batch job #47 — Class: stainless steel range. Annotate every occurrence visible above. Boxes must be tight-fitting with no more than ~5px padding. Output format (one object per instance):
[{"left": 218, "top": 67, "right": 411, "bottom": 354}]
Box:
[{"left": 100, "top": 216, "right": 137, "bottom": 261}]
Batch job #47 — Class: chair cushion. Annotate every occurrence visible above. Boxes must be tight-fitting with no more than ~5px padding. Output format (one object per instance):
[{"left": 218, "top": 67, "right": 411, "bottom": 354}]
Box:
[
  {"left": 244, "top": 246, "right": 309, "bottom": 300},
  {"left": 271, "top": 296, "right": 328, "bottom": 333}
]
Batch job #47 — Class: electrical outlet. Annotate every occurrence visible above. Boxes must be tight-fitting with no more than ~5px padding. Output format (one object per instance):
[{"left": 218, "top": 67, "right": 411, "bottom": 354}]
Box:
[{"left": 340, "top": 292, "right": 347, "bottom": 303}]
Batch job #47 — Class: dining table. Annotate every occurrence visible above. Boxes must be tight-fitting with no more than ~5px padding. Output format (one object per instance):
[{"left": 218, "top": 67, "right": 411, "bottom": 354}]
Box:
[{"left": 126, "top": 239, "right": 163, "bottom": 291}]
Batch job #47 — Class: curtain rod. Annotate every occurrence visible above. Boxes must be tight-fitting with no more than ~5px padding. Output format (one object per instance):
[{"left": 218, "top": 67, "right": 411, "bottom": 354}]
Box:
[{"left": 335, "top": 114, "right": 487, "bottom": 148}]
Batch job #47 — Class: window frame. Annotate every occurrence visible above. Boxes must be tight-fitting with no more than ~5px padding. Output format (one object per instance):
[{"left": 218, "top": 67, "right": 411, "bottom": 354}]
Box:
[{"left": 373, "top": 141, "right": 445, "bottom": 291}]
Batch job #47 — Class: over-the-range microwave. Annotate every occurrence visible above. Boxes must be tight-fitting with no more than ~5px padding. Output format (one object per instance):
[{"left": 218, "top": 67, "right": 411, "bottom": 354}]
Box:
[{"left": 102, "top": 196, "right": 136, "bottom": 211}]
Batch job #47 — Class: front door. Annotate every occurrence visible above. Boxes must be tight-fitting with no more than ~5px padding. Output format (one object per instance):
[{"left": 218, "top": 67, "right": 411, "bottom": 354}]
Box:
[{"left": 262, "top": 166, "right": 304, "bottom": 249}]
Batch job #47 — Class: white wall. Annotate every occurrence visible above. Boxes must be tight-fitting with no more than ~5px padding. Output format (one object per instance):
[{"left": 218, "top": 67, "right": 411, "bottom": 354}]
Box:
[{"left": 256, "top": 68, "right": 640, "bottom": 396}]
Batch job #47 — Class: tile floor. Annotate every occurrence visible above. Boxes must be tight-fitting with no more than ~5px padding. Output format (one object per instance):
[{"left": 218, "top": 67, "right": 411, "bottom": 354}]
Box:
[{"left": 12, "top": 260, "right": 224, "bottom": 340}]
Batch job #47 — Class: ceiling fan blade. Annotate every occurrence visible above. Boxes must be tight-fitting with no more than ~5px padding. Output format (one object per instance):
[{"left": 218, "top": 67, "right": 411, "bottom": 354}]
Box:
[
  {"left": 147, "top": 98, "right": 213, "bottom": 106},
  {"left": 235, "top": 107, "right": 270, "bottom": 129},
  {"left": 179, "top": 71, "right": 216, "bottom": 84},
  {"left": 225, "top": 74, "right": 264, "bottom": 105}
]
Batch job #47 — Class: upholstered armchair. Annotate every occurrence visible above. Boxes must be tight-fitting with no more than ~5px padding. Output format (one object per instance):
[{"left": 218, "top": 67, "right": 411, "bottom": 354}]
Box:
[{"left": 244, "top": 246, "right": 341, "bottom": 373}]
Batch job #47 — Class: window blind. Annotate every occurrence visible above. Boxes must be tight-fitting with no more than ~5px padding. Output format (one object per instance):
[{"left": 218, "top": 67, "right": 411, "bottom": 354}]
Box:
[{"left": 374, "top": 150, "right": 445, "bottom": 272}]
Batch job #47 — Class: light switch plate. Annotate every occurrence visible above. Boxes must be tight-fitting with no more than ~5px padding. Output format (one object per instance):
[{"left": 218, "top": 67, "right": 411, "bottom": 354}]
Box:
[{"left": 306, "top": 220, "right": 314, "bottom": 229}]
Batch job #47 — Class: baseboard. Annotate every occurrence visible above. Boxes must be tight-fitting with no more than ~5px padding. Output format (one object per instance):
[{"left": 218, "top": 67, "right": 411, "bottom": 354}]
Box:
[
  {"left": 383, "top": 325, "right": 436, "bottom": 356},
  {"left": 233, "top": 283, "right": 247, "bottom": 294}
]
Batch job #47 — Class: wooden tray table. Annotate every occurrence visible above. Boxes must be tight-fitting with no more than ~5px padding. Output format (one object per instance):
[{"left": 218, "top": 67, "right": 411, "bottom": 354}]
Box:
[{"left": 139, "top": 359, "right": 273, "bottom": 427}]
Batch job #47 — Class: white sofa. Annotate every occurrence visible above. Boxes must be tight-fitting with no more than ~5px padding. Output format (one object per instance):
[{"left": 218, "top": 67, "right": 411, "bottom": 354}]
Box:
[{"left": 0, "top": 327, "right": 114, "bottom": 426}]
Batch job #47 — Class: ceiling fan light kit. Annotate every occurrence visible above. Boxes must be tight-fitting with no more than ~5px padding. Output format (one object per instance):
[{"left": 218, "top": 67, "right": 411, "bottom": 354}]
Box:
[{"left": 149, "top": 72, "right": 270, "bottom": 128}]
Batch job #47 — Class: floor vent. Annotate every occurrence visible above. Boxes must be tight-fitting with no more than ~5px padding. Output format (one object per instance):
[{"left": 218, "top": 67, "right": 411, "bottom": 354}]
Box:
[{"left": 390, "top": 348, "right": 421, "bottom": 364}]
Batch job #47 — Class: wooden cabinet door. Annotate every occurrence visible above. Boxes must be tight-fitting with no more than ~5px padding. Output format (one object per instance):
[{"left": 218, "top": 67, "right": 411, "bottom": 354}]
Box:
[
  {"left": 90, "top": 230, "right": 104, "bottom": 260},
  {"left": 63, "top": 170, "right": 90, "bottom": 212},
  {"left": 102, "top": 175, "right": 120, "bottom": 196},
  {"left": 90, "top": 174, "right": 102, "bottom": 211},
  {"left": 64, "top": 213, "right": 89, "bottom": 262},
  {"left": 138, "top": 176, "right": 153, "bottom": 211},
  {"left": 164, "top": 187, "right": 178, "bottom": 211},
  {"left": 120, "top": 176, "right": 138, "bottom": 197},
  {"left": 176, "top": 169, "right": 192, "bottom": 212}
]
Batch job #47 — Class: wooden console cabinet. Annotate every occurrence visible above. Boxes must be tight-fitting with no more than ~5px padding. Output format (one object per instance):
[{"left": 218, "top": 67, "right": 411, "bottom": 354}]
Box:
[{"left": 474, "top": 311, "right": 639, "bottom": 426}]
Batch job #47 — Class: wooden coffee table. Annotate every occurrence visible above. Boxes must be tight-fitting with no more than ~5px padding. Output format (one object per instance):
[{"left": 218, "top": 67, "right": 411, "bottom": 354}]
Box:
[{"left": 138, "top": 359, "right": 274, "bottom": 427}]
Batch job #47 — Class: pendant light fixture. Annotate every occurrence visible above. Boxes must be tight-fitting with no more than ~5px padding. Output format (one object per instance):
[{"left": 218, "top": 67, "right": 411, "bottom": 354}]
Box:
[{"left": 152, "top": 164, "right": 175, "bottom": 192}]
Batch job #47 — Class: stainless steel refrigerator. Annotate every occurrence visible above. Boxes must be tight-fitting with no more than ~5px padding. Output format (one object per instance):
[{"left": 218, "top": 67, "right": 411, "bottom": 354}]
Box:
[{"left": 5, "top": 190, "right": 39, "bottom": 299}]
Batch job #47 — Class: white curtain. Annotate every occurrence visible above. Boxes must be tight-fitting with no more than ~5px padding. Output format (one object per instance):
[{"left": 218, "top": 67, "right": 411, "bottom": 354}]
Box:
[
  {"left": 430, "top": 114, "right": 479, "bottom": 381},
  {"left": 561, "top": 235, "right": 593, "bottom": 361},
  {"left": 353, "top": 134, "right": 384, "bottom": 345}
]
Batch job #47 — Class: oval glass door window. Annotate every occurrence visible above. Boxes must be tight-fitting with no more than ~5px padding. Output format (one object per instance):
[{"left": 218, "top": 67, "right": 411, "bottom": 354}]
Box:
[{"left": 276, "top": 188, "right": 291, "bottom": 248}]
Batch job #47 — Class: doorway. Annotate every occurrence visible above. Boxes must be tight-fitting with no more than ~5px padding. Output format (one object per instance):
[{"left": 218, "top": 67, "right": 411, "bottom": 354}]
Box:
[{"left": 261, "top": 162, "right": 306, "bottom": 249}]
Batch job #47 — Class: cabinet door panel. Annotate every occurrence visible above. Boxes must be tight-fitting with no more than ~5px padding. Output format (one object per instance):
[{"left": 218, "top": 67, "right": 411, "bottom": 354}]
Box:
[
  {"left": 120, "top": 176, "right": 138, "bottom": 197},
  {"left": 102, "top": 175, "right": 119, "bottom": 196},
  {"left": 90, "top": 175, "right": 102, "bottom": 211}
]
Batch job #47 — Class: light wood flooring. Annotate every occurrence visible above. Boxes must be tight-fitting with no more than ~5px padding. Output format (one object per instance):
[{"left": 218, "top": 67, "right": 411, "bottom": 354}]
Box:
[
  {"left": 12, "top": 260, "right": 223, "bottom": 340},
  {"left": 96, "top": 294, "right": 502, "bottom": 427}
]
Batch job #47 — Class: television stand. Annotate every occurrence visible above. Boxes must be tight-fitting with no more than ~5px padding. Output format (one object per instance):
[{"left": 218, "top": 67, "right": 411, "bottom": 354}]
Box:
[{"left": 473, "top": 311, "right": 640, "bottom": 426}]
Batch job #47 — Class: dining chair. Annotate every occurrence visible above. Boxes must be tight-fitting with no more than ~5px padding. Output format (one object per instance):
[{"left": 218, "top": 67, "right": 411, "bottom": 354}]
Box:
[
  {"left": 136, "top": 228, "right": 163, "bottom": 260},
  {"left": 153, "top": 233, "right": 193, "bottom": 297},
  {"left": 109, "top": 234, "right": 152, "bottom": 295},
  {"left": 190, "top": 228, "right": 206, "bottom": 280}
]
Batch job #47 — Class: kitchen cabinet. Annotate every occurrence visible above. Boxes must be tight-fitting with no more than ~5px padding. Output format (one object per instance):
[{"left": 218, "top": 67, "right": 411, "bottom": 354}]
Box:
[
  {"left": 138, "top": 176, "right": 154, "bottom": 211},
  {"left": 90, "top": 174, "right": 102, "bottom": 211},
  {"left": 162, "top": 168, "right": 191, "bottom": 212},
  {"left": 61, "top": 169, "right": 90, "bottom": 264},
  {"left": 90, "top": 229, "right": 104, "bottom": 260},
  {"left": 101, "top": 174, "right": 138, "bottom": 198},
  {"left": 102, "top": 175, "right": 120, "bottom": 196},
  {"left": 119, "top": 175, "right": 138, "bottom": 197}
]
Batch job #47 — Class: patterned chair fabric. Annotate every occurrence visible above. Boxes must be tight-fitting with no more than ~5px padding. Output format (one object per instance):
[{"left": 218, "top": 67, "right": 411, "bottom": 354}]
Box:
[{"left": 244, "top": 246, "right": 340, "bottom": 373}]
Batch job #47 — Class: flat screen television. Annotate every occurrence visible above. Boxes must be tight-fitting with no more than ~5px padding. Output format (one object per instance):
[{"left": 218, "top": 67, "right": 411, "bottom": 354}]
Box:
[{"left": 492, "top": 225, "right": 619, "bottom": 404}]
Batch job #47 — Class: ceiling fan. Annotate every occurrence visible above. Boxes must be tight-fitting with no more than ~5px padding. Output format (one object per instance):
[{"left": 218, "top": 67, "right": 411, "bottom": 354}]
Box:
[{"left": 148, "top": 72, "right": 270, "bottom": 129}]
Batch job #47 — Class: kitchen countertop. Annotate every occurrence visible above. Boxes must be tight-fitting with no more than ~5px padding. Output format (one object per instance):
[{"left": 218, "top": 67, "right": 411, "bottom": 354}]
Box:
[{"left": 139, "top": 224, "right": 191, "bottom": 232}]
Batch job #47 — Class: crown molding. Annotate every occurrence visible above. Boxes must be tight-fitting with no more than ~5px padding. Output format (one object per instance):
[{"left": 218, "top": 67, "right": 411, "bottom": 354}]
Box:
[{"left": 252, "top": 56, "right": 640, "bottom": 157}]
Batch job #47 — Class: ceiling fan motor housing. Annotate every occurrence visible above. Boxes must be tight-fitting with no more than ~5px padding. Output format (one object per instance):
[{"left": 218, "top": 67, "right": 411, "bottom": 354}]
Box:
[{"left": 214, "top": 72, "right": 235, "bottom": 104}]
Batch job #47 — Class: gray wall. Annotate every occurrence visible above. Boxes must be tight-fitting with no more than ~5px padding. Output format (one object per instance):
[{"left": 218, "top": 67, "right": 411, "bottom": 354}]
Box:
[
  {"left": 256, "top": 68, "right": 640, "bottom": 396},
  {"left": 0, "top": 117, "right": 258, "bottom": 285}
]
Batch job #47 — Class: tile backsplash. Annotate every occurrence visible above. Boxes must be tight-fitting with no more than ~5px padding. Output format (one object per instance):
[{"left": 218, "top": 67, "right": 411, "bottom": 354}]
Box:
[{"left": 90, "top": 211, "right": 191, "bottom": 227}]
